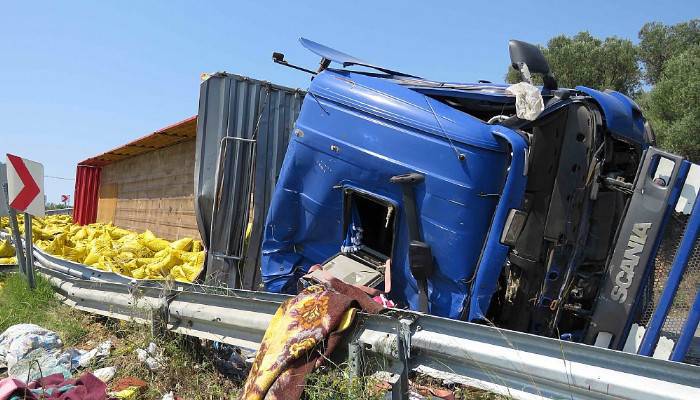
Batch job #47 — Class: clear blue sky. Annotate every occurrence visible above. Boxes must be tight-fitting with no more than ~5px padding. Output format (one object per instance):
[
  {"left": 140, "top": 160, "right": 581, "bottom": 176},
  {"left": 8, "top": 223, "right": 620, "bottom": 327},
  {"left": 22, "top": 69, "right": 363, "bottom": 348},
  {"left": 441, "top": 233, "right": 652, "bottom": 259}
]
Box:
[{"left": 1, "top": 1, "right": 697, "bottom": 203}]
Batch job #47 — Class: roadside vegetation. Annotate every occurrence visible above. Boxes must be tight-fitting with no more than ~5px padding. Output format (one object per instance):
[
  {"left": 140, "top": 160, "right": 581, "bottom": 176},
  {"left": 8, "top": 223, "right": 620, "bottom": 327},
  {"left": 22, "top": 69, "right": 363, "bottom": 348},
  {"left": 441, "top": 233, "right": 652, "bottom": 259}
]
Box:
[
  {"left": 1, "top": 272, "right": 508, "bottom": 399},
  {"left": 0, "top": 273, "right": 239, "bottom": 399}
]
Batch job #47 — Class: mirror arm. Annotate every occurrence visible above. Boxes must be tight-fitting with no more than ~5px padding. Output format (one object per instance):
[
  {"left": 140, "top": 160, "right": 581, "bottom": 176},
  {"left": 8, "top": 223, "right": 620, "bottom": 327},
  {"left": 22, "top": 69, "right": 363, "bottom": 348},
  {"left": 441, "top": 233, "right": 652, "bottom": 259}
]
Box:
[{"left": 542, "top": 73, "right": 558, "bottom": 91}]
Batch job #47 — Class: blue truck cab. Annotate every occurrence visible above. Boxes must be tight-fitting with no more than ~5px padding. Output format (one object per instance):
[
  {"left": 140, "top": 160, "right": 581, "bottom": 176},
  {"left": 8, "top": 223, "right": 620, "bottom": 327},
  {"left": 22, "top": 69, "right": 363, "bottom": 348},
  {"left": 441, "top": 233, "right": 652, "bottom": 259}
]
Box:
[{"left": 261, "top": 39, "right": 664, "bottom": 346}]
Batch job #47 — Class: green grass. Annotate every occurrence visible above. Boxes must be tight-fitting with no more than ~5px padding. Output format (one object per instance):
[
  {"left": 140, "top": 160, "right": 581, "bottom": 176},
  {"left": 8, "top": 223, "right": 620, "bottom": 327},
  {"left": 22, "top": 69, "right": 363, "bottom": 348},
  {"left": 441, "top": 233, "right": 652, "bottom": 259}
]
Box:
[
  {"left": 0, "top": 272, "right": 240, "bottom": 399},
  {"left": 99, "top": 320, "right": 240, "bottom": 399},
  {"left": 0, "top": 273, "right": 89, "bottom": 345},
  {"left": 304, "top": 365, "right": 385, "bottom": 400}
]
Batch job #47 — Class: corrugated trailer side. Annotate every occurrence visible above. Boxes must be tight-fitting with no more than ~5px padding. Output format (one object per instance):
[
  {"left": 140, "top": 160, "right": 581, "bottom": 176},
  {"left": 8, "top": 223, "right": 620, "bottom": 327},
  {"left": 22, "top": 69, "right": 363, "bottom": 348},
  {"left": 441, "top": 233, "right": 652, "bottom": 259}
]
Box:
[{"left": 194, "top": 73, "right": 304, "bottom": 288}]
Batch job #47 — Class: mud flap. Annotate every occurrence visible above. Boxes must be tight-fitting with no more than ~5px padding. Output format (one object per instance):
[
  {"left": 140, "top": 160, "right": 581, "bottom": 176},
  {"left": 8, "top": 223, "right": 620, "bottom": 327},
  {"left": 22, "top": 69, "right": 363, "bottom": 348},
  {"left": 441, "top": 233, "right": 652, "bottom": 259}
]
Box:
[{"left": 585, "top": 147, "right": 686, "bottom": 349}]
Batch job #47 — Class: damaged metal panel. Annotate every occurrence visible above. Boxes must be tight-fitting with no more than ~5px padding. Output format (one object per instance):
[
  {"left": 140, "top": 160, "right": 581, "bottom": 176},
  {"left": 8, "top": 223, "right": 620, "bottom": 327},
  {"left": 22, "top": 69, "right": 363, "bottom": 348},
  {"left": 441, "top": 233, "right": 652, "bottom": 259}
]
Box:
[
  {"left": 241, "top": 86, "right": 303, "bottom": 290},
  {"left": 194, "top": 73, "right": 303, "bottom": 288}
]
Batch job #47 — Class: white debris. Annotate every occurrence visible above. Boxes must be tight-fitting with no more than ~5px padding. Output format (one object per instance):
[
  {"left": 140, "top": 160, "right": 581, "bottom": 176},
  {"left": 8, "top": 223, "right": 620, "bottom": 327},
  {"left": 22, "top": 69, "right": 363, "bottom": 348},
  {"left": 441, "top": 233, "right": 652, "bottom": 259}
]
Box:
[
  {"left": 8, "top": 348, "right": 71, "bottom": 382},
  {"left": 135, "top": 348, "right": 149, "bottom": 362},
  {"left": 144, "top": 357, "right": 162, "bottom": 371},
  {"left": 506, "top": 82, "right": 544, "bottom": 121},
  {"left": 136, "top": 342, "right": 164, "bottom": 371},
  {"left": 0, "top": 324, "right": 63, "bottom": 370},
  {"left": 162, "top": 391, "right": 175, "bottom": 400},
  {"left": 76, "top": 340, "right": 112, "bottom": 367},
  {"left": 93, "top": 366, "right": 117, "bottom": 383},
  {"left": 147, "top": 342, "right": 159, "bottom": 355}
]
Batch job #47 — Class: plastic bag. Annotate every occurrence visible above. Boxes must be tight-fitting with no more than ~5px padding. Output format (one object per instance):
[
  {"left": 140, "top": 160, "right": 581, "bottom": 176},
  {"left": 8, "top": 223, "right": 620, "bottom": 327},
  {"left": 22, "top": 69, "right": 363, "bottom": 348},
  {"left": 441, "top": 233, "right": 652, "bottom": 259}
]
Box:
[{"left": 506, "top": 82, "right": 544, "bottom": 121}]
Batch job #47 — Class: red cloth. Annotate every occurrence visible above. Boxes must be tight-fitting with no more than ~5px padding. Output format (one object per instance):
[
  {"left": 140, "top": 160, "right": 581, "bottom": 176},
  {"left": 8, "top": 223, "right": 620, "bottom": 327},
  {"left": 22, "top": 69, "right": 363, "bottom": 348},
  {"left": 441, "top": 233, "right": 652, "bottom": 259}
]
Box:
[
  {"left": 0, "top": 372, "right": 107, "bottom": 400},
  {"left": 0, "top": 378, "right": 25, "bottom": 400}
]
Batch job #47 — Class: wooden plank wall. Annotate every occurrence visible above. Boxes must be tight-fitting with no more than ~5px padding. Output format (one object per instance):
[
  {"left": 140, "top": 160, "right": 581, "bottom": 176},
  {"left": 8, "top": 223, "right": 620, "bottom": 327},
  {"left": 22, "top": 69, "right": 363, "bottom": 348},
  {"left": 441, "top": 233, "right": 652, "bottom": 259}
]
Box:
[
  {"left": 96, "top": 183, "right": 118, "bottom": 223},
  {"left": 97, "top": 140, "right": 200, "bottom": 241}
]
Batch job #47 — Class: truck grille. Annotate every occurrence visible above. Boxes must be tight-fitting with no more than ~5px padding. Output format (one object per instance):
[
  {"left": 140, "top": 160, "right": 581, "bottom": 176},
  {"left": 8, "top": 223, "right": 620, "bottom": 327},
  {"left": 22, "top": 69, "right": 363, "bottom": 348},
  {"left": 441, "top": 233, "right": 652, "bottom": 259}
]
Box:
[{"left": 639, "top": 211, "right": 700, "bottom": 365}]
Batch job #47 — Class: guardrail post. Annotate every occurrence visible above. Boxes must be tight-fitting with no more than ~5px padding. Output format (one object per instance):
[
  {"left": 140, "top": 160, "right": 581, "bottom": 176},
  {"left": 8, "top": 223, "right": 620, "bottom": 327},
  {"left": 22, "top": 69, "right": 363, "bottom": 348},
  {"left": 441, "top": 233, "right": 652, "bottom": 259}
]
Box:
[
  {"left": 639, "top": 192, "right": 700, "bottom": 356},
  {"left": 347, "top": 340, "right": 364, "bottom": 378},
  {"left": 150, "top": 294, "right": 171, "bottom": 338},
  {"left": 391, "top": 318, "right": 412, "bottom": 400}
]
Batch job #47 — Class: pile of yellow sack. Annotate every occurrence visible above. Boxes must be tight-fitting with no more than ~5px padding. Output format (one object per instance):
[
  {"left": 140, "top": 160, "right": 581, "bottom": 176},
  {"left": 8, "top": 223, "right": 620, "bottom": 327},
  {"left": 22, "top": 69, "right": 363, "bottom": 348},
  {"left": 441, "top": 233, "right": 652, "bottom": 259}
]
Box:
[
  {"left": 0, "top": 238, "right": 17, "bottom": 264},
  {"left": 0, "top": 214, "right": 204, "bottom": 282}
]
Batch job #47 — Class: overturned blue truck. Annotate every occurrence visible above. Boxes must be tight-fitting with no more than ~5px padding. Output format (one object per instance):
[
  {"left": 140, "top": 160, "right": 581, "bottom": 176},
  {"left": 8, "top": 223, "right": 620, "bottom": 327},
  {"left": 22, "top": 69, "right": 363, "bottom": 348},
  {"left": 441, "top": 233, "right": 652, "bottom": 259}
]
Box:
[{"left": 195, "top": 39, "right": 700, "bottom": 360}]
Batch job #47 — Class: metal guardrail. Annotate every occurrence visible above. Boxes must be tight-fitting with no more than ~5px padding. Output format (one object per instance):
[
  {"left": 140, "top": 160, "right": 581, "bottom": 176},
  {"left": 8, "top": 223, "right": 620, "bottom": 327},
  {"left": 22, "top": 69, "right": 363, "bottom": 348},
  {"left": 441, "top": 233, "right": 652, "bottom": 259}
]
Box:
[
  {"left": 0, "top": 264, "right": 18, "bottom": 274},
  {"left": 28, "top": 248, "right": 700, "bottom": 400},
  {"left": 45, "top": 208, "right": 73, "bottom": 216}
]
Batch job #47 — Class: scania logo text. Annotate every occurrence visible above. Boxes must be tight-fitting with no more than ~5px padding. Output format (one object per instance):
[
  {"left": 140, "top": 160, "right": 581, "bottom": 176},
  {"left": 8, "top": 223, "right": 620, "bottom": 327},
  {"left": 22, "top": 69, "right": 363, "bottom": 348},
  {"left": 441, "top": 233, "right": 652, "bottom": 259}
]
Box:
[{"left": 610, "top": 222, "right": 651, "bottom": 303}]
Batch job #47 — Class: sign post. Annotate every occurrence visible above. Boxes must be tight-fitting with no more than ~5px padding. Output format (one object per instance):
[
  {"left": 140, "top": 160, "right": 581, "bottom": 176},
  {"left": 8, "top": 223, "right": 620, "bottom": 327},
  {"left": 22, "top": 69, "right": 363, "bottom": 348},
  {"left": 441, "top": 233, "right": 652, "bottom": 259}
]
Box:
[
  {"left": 23, "top": 213, "right": 35, "bottom": 288},
  {"left": 6, "top": 154, "right": 44, "bottom": 289},
  {"left": 0, "top": 163, "right": 7, "bottom": 218},
  {"left": 1, "top": 163, "right": 27, "bottom": 273}
]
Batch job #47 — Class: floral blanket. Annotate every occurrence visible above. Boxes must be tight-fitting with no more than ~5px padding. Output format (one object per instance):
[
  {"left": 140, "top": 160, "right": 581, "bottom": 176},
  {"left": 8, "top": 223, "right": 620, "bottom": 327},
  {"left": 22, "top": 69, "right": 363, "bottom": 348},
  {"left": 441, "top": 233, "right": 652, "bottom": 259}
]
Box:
[{"left": 240, "top": 278, "right": 383, "bottom": 400}]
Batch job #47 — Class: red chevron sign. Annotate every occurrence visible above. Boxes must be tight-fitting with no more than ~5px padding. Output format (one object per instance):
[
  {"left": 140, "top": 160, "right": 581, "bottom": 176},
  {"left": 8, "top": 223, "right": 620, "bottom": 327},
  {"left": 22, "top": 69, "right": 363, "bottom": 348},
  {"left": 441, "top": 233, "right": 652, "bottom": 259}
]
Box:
[{"left": 6, "top": 154, "right": 44, "bottom": 217}]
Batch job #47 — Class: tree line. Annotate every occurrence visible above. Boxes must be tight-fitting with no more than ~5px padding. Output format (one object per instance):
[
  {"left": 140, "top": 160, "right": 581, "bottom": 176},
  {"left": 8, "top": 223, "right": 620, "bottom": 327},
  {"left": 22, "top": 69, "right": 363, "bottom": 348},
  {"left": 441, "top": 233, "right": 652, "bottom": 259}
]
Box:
[{"left": 506, "top": 20, "right": 699, "bottom": 161}]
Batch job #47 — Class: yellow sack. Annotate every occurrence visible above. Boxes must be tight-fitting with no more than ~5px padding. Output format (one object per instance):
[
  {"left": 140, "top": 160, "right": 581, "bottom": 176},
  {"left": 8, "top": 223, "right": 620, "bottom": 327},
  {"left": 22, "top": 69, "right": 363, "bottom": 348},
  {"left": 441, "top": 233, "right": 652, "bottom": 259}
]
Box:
[
  {"left": 108, "top": 227, "right": 131, "bottom": 240},
  {"left": 119, "top": 239, "right": 150, "bottom": 257},
  {"left": 23, "top": 215, "right": 206, "bottom": 283},
  {"left": 63, "top": 245, "right": 87, "bottom": 262},
  {"left": 0, "top": 240, "right": 15, "bottom": 257},
  {"left": 135, "top": 257, "right": 156, "bottom": 267},
  {"left": 0, "top": 257, "right": 17, "bottom": 264},
  {"left": 131, "top": 266, "right": 147, "bottom": 279},
  {"left": 169, "top": 263, "right": 201, "bottom": 282},
  {"left": 121, "top": 259, "right": 138, "bottom": 274},
  {"left": 73, "top": 228, "right": 89, "bottom": 241},
  {"left": 180, "top": 251, "right": 205, "bottom": 266},
  {"left": 111, "top": 386, "right": 140, "bottom": 400},
  {"left": 169, "top": 237, "right": 193, "bottom": 251},
  {"left": 145, "top": 251, "right": 181, "bottom": 277},
  {"left": 139, "top": 230, "right": 169, "bottom": 252},
  {"left": 192, "top": 240, "right": 203, "bottom": 252},
  {"left": 83, "top": 248, "right": 100, "bottom": 266},
  {"left": 95, "top": 256, "right": 117, "bottom": 271}
]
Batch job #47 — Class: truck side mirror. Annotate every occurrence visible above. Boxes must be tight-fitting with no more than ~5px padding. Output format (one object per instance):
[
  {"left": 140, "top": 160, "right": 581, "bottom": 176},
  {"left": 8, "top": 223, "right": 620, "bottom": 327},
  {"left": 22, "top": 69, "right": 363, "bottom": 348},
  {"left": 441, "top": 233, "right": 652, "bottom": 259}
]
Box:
[{"left": 509, "top": 40, "right": 557, "bottom": 90}]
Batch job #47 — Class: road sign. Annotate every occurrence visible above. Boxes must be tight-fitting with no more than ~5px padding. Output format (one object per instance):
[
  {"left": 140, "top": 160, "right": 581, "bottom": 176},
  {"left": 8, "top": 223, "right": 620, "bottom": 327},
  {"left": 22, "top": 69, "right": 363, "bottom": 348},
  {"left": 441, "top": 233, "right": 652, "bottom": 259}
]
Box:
[
  {"left": 0, "top": 163, "right": 8, "bottom": 217},
  {"left": 6, "top": 154, "right": 44, "bottom": 217}
]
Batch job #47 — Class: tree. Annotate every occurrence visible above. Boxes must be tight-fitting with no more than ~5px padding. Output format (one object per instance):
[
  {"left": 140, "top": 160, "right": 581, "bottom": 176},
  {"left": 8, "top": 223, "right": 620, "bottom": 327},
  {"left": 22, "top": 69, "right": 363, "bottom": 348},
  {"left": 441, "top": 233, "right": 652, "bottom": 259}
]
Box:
[
  {"left": 638, "top": 20, "right": 700, "bottom": 85},
  {"left": 506, "top": 32, "right": 640, "bottom": 96},
  {"left": 640, "top": 46, "right": 700, "bottom": 161}
]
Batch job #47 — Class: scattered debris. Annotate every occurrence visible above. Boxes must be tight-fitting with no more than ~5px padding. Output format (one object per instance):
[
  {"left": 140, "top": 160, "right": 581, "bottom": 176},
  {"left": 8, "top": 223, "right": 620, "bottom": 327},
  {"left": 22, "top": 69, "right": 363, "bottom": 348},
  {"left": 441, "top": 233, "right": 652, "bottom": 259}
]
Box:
[
  {"left": 0, "top": 371, "right": 107, "bottom": 400},
  {"left": 111, "top": 376, "right": 148, "bottom": 392},
  {"left": 135, "top": 342, "right": 164, "bottom": 371},
  {"left": 73, "top": 340, "right": 112, "bottom": 368},
  {"left": 110, "top": 386, "right": 141, "bottom": 400},
  {"left": 109, "top": 377, "right": 149, "bottom": 400},
  {"left": 210, "top": 342, "right": 252, "bottom": 381},
  {"left": 0, "top": 324, "right": 63, "bottom": 371},
  {"left": 8, "top": 347, "right": 71, "bottom": 383},
  {"left": 92, "top": 366, "right": 116, "bottom": 383}
]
